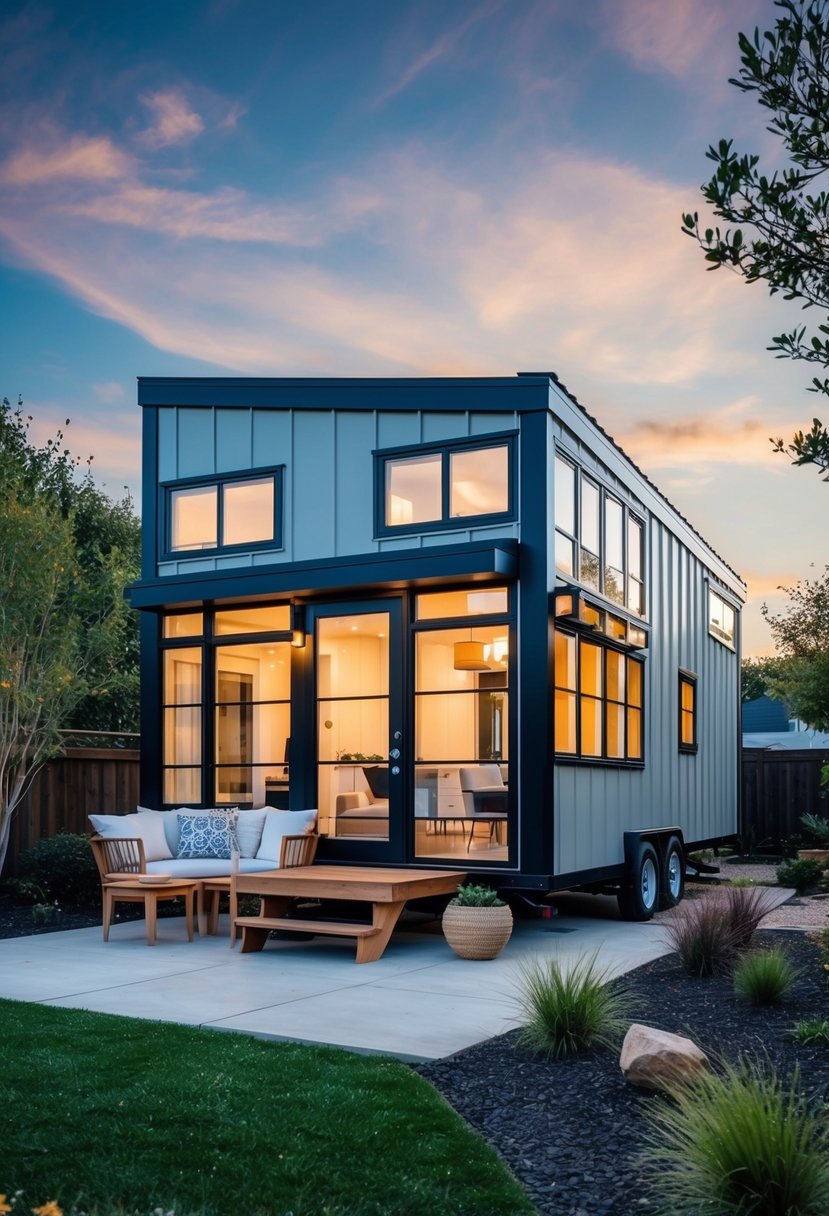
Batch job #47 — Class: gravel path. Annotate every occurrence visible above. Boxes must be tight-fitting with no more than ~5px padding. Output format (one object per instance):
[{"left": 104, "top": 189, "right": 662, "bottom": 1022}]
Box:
[{"left": 419, "top": 931, "right": 829, "bottom": 1216}]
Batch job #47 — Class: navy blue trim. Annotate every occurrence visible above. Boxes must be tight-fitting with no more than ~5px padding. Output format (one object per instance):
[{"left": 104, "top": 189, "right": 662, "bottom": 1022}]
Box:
[
  {"left": 514, "top": 410, "right": 554, "bottom": 878},
  {"left": 126, "top": 540, "right": 519, "bottom": 610},
  {"left": 141, "top": 408, "right": 159, "bottom": 581},
  {"left": 159, "top": 465, "right": 284, "bottom": 562},
  {"left": 138, "top": 376, "right": 552, "bottom": 411},
  {"left": 373, "top": 432, "right": 517, "bottom": 538}
]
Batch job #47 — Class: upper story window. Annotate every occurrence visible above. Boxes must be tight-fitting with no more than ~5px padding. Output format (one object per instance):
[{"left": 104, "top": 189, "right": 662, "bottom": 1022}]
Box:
[
  {"left": 162, "top": 467, "right": 283, "bottom": 559},
  {"left": 708, "top": 588, "right": 736, "bottom": 649},
  {"left": 554, "top": 454, "right": 646, "bottom": 617},
  {"left": 376, "top": 434, "right": 516, "bottom": 536}
]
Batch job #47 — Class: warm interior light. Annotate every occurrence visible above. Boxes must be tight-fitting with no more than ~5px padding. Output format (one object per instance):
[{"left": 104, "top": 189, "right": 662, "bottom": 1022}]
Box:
[
  {"left": 453, "top": 641, "right": 489, "bottom": 671},
  {"left": 554, "top": 593, "right": 575, "bottom": 617}
]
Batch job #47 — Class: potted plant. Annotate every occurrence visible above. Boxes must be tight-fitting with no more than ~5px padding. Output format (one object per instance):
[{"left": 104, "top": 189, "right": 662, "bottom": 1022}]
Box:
[
  {"left": 797, "top": 813, "right": 829, "bottom": 865},
  {"left": 442, "top": 882, "right": 513, "bottom": 960}
]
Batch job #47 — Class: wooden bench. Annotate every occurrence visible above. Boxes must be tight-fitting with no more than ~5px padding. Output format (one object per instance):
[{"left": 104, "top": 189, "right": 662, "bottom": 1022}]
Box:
[{"left": 232, "top": 865, "right": 467, "bottom": 963}]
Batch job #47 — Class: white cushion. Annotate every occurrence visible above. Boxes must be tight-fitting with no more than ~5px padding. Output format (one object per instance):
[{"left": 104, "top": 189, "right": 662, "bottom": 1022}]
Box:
[
  {"left": 256, "top": 809, "right": 317, "bottom": 864},
  {"left": 89, "top": 811, "right": 172, "bottom": 862},
  {"left": 235, "top": 809, "right": 269, "bottom": 858},
  {"left": 139, "top": 806, "right": 189, "bottom": 857},
  {"left": 146, "top": 857, "right": 279, "bottom": 878}
]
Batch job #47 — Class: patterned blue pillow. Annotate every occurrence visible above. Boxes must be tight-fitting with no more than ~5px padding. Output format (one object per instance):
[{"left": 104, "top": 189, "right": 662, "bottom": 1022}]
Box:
[{"left": 177, "top": 811, "right": 238, "bottom": 860}]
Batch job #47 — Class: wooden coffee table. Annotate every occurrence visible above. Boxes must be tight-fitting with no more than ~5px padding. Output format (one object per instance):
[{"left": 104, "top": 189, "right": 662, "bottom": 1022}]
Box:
[
  {"left": 233, "top": 865, "right": 466, "bottom": 963},
  {"left": 103, "top": 878, "right": 198, "bottom": 945}
]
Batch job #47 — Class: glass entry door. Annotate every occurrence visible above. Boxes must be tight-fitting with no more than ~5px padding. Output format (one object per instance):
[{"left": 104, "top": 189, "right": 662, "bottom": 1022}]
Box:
[{"left": 311, "top": 600, "right": 403, "bottom": 859}]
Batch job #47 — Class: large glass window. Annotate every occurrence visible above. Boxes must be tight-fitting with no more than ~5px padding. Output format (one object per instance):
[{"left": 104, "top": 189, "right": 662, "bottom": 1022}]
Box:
[
  {"left": 413, "top": 613, "right": 511, "bottom": 862},
  {"left": 554, "top": 454, "right": 646, "bottom": 616},
  {"left": 166, "top": 468, "right": 282, "bottom": 556},
  {"left": 161, "top": 605, "right": 292, "bottom": 807},
  {"left": 379, "top": 436, "right": 514, "bottom": 534},
  {"left": 553, "top": 629, "right": 644, "bottom": 763}
]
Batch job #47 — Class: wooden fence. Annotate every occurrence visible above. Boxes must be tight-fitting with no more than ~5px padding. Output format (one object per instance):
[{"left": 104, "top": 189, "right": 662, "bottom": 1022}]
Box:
[
  {"left": 5, "top": 748, "right": 140, "bottom": 876},
  {"left": 741, "top": 747, "right": 829, "bottom": 848}
]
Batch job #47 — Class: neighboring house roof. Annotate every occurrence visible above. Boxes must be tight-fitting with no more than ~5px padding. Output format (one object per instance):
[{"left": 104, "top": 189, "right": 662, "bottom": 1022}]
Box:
[{"left": 742, "top": 695, "right": 790, "bottom": 733}]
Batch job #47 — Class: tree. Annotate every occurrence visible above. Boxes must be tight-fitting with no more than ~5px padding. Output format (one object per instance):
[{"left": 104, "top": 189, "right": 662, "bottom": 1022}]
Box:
[
  {"left": 760, "top": 566, "right": 829, "bottom": 729},
  {"left": 0, "top": 397, "right": 140, "bottom": 872},
  {"left": 681, "top": 0, "right": 829, "bottom": 478},
  {"left": 740, "top": 656, "right": 787, "bottom": 704}
]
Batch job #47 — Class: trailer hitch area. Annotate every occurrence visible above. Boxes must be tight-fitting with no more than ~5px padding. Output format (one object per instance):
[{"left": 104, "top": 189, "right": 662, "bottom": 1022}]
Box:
[{"left": 516, "top": 894, "right": 559, "bottom": 919}]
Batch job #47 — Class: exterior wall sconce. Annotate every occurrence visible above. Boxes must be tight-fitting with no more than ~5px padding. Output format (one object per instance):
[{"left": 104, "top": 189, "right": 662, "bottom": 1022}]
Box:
[
  {"left": 290, "top": 603, "right": 306, "bottom": 648},
  {"left": 453, "top": 640, "right": 489, "bottom": 671}
]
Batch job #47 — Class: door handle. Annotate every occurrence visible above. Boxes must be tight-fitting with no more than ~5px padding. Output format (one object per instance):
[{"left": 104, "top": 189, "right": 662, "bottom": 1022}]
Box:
[
  {"left": 389, "top": 748, "right": 401, "bottom": 760},
  {"left": 391, "top": 766, "right": 401, "bottom": 776}
]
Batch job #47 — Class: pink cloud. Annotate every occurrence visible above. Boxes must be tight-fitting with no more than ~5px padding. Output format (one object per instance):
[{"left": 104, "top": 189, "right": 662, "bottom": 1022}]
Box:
[
  {"left": 0, "top": 135, "right": 131, "bottom": 184},
  {"left": 137, "top": 89, "right": 205, "bottom": 149},
  {"left": 600, "top": 0, "right": 746, "bottom": 80}
]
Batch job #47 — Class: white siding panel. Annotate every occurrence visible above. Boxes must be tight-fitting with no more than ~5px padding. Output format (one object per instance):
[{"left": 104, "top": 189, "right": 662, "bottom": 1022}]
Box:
[
  {"left": 334, "top": 412, "right": 377, "bottom": 555},
  {"left": 177, "top": 409, "right": 215, "bottom": 478},
  {"left": 422, "top": 412, "right": 468, "bottom": 442},
  {"left": 377, "top": 412, "right": 421, "bottom": 449},
  {"left": 252, "top": 409, "right": 292, "bottom": 467},
  {"left": 157, "top": 409, "right": 177, "bottom": 481},
  {"left": 293, "top": 411, "right": 335, "bottom": 560},
  {"left": 216, "top": 409, "right": 252, "bottom": 472},
  {"left": 470, "top": 412, "right": 517, "bottom": 435}
]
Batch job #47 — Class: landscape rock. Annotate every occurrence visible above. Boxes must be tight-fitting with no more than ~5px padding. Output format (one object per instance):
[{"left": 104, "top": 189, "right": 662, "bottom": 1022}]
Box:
[{"left": 620, "top": 1023, "right": 710, "bottom": 1091}]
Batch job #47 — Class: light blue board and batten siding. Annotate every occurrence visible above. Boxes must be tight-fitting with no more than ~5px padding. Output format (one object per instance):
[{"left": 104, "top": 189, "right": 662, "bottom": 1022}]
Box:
[
  {"left": 547, "top": 386, "right": 742, "bottom": 878},
  {"left": 155, "top": 407, "right": 519, "bottom": 576}
]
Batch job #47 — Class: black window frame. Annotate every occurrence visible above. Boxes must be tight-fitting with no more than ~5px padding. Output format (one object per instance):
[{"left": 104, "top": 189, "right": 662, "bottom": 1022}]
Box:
[
  {"left": 159, "top": 465, "right": 285, "bottom": 561},
  {"left": 678, "top": 669, "right": 698, "bottom": 754},
  {"left": 374, "top": 431, "right": 518, "bottom": 538},
  {"left": 553, "top": 452, "right": 647, "bottom": 618},
  {"left": 553, "top": 623, "right": 646, "bottom": 768},
  {"left": 159, "top": 601, "right": 294, "bottom": 808}
]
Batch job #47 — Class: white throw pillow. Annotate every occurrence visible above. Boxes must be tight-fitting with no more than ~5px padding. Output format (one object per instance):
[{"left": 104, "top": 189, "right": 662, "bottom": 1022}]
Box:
[
  {"left": 256, "top": 809, "right": 317, "bottom": 864},
  {"left": 89, "top": 812, "right": 139, "bottom": 839},
  {"left": 134, "top": 810, "right": 174, "bottom": 861},
  {"left": 235, "top": 809, "right": 269, "bottom": 858},
  {"left": 89, "top": 810, "right": 172, "bottom": 862}
]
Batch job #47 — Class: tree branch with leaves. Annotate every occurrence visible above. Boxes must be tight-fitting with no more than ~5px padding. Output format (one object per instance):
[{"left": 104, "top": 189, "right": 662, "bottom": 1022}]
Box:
[{"left": 682, "top": 0, "right": 829, "bottom": 478}]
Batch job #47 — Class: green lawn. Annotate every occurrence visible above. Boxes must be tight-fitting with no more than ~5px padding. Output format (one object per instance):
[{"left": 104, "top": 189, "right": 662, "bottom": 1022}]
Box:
[{"left": 2, "top": 999, "right": 535, "bottom": 1216}]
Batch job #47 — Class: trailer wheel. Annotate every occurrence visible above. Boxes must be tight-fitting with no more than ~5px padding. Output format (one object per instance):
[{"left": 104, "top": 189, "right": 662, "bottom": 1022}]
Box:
[
  {"left": 617, "top": 841, "right": 659, "bottom": 921},
  {"left": 659, "top": 836, "right": 685, "bottom": 911}
]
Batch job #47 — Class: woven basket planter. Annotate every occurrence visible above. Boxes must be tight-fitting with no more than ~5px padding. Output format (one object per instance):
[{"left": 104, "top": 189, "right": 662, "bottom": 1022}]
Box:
[{"left": 442, "top": 901, "right": 513, "bottom": 960}]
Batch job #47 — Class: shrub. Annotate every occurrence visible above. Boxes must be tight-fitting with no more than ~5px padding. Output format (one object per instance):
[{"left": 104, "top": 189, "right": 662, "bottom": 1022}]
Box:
[
  {"left": 800, "top": 812, "right": 829, "bottom": 846},
  {"left": 452, "top": 882, "right": 505, "bottom": 908},
  {"left": 16, "top": 833, "right": 99, "bottom": 908},
  {"left": 664, "top": 899, "right": 738, "bottom": 977},
  {"left": 791, "top": 1018, "right": 829, "bottom": 1046},
  {"left": 733, "top": 947, "right": 797, "bottom": 1007},
  {"left": 644, "top": 1061, "right": 829, "bottom": 1216},
  {"left": 724, "top": 885, "right": 779, "bottom": 949},
  {"left": 515, "top": 951, "right": 632, "bottom": 1059},
  {"left": 777, "top": 857, "right": 825, "bottom": 892}
]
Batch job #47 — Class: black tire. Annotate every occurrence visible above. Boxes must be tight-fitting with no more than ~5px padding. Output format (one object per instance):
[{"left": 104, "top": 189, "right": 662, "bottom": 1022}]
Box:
[
  {"left": 658, "top": 835, "right": 685, "bottom": 911},
  {"left": 617, "top": 840, "right": 660, "bottom": 921}
]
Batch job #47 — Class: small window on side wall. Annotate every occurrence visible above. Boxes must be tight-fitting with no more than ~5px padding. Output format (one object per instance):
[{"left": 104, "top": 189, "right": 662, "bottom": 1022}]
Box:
[
  {"left": 708, "top": 589, "right": 735, "bottom": 649},
  {"left": 679, "top": 670, "right": 697, "bottom": 753}
]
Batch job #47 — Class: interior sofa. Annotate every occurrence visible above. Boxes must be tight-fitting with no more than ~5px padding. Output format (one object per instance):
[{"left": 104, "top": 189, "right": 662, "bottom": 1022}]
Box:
[{"left": 334, "top": 766, "right": 389, "bottom": 837}]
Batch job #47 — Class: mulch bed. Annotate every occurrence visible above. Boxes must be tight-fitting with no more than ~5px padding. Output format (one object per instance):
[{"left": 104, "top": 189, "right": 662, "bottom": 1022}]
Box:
[{"left": 418, "top": 930, "right": 829, "bottom": 1216}]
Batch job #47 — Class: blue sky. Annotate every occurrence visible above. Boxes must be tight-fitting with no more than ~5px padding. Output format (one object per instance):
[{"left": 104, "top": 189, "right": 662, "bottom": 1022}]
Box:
[{"left": 0, "top": 0, "right": 826, "bottom": 655}]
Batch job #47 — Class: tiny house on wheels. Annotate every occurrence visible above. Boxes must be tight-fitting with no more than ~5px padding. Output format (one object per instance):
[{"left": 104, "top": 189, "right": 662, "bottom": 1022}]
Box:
[{"left": 128, "top": 373, "right": 744, "bottom": 919}]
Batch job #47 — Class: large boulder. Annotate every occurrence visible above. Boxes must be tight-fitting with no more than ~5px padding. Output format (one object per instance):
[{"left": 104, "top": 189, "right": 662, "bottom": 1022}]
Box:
[{"left": 620, "top": 1023, "right": 711, "bottom": 1091}]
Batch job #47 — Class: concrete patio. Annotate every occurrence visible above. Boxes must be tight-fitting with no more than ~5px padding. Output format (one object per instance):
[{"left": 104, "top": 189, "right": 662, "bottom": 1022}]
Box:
[
  {"left": 0, "top": 898, "right": 677, "bottom": 1061},
  {"left": 1, "top": 887, "right": 795, "bottom": 1061}
]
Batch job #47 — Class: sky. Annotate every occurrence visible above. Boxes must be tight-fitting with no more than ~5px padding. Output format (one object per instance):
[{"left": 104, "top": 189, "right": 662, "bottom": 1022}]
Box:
[{"left": 0, "top": 0, "right": 826, "bottom": 656}]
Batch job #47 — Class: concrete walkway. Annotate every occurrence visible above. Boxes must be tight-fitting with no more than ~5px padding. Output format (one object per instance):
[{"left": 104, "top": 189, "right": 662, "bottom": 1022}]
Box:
[{"left": 0, "top": 888, "right": 794, "bottom": 1061}]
